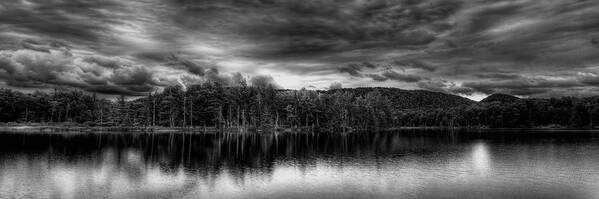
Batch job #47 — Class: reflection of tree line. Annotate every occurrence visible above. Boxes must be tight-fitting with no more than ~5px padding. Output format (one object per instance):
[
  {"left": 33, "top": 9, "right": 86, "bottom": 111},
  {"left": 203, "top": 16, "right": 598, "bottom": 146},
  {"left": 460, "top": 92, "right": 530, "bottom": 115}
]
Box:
[
  {"left": 0, "top": 131, "right": 472, "bottom": 175},
  {"left": 2, "top": 130, "right": 594, "bottom": 167},
  {"left": 1, "top": 130, "right": 598, "bottom": 189}
]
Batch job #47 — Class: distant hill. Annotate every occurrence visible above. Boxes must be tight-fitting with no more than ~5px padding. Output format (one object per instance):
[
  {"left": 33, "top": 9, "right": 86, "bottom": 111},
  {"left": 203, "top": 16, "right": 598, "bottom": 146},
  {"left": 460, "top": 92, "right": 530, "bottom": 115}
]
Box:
[
  {"left": 327, "top": 87, "right": 475, "bottom": 110},
  {"left": 480, "top": 93, "right": 520, "bottom": 103}
]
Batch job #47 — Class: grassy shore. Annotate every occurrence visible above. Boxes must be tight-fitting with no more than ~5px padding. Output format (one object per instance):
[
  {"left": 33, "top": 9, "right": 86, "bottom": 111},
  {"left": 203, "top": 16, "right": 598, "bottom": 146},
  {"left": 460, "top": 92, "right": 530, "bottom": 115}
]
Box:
[
  {"left": 0, "top": 123, "right": 323, "bottom": 133},
  {"left": 2, "top": 123, "right": 597, "bottom": 134}
]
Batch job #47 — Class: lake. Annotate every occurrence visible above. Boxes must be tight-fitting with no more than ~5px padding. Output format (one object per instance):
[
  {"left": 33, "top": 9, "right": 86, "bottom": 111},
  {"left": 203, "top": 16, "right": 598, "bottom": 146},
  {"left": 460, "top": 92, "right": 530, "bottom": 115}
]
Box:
[{"left": 1, "top": 130, "right": 599, "bottom": 199}]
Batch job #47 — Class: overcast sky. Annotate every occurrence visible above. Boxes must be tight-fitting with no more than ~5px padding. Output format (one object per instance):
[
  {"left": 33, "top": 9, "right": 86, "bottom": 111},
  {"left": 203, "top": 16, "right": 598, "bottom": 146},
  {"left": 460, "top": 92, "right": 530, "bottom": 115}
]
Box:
[{"left": 1, "top": 0, "right": 598, "bottom": 100}]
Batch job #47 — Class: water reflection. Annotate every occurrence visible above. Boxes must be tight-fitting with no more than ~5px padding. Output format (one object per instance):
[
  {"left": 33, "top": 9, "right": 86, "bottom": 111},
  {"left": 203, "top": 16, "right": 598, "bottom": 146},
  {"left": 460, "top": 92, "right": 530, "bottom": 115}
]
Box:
[
  {"left": 0, "top": 130, "right": 599, "bottom": 198},
  {"left": 471, "top": 141, "right": 491, "bottom": 175}
]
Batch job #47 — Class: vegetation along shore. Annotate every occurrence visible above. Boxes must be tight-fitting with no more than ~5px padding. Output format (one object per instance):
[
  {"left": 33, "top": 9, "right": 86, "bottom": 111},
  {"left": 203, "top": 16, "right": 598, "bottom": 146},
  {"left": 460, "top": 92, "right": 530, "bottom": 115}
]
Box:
[{"left": 1, "top": 80, "right": 599, "bottom": 132}]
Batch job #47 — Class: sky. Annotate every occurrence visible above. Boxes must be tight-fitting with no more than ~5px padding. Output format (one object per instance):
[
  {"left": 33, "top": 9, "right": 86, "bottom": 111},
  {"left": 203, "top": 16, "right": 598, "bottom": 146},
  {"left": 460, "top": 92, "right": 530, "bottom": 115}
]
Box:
[{"left": 0, "top": 0, "right": 599, "bottom": 101}]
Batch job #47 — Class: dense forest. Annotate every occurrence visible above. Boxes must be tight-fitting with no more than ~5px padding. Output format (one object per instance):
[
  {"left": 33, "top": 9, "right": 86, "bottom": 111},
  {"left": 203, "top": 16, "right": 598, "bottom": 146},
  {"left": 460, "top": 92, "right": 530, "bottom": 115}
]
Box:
[{"left": 1, "top": 79, "right": 599, "bottom": 130}]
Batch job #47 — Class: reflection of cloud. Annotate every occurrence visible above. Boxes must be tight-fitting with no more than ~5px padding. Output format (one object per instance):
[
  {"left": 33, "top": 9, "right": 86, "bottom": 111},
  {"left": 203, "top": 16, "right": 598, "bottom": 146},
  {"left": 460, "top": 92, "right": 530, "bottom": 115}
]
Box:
[
  {"left": 126, "top": 149, "right": 141, "bottom": 164},
  {"left": 471, "top": 141, "right": 491, "bottom": 175},
  {"left": 52, "top": 169, "right": 77, "bottom": 199},
  {"left": 144, "top": 167, "right": 187, "bottom": 190}
]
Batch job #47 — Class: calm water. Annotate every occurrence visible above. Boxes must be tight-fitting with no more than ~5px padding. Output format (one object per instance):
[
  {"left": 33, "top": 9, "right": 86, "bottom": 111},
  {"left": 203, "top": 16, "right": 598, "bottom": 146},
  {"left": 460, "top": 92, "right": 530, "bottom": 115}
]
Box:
[{"left": 1, "top": 130, "right": 599, "bottom": 199}]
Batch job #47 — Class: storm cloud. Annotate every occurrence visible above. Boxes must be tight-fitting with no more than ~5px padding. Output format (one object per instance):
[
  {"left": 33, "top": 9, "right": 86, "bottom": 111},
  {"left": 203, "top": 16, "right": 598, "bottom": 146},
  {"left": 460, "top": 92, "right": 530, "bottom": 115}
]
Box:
[{"left": 1, "top": 0, "right": 598, "bottom": 99}]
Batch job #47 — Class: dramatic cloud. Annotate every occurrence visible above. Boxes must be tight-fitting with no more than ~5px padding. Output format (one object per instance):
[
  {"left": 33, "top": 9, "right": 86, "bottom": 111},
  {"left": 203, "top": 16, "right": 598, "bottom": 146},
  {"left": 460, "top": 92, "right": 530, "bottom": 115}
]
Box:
[
  {"left": 393, "top": 60, "right": 436, "bottom": 72},
  {"left": 418, "top": 79, "right": 475, "bottom": 96},
  {"left": 165, "top": 54, "right": 206, "bottom": 76},
  {"left": 1, "top": 0, "right": 598, "bottom": 99},
  {"left": 0, "top": 47, "right": 161, "bottom": 96},
  {"left": 338, "top": 64, "right": 365, "bottom": 77},
  {"left": 461, "top": 75, "right": 588, "bottom": 96},
  {"left": 366, "top": 74, "right": 388, "bottom": 82},
  {"left": 381, "top": 70, "right": 423, "bottom": 83}
]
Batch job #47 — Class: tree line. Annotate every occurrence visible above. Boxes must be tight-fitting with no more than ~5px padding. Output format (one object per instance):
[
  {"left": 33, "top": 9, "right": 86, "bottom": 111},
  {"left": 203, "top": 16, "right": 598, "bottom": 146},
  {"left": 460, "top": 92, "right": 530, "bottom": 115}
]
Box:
[{"left": 1, "top": 81, "right": 599, "bottom": 129}]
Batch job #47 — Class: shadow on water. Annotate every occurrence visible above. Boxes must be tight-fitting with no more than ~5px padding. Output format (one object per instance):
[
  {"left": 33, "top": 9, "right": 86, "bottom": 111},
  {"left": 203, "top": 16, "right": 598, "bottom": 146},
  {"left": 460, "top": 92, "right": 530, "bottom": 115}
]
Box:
[{"left": 1, "top": 129, "right": 599, "bottom": 198}]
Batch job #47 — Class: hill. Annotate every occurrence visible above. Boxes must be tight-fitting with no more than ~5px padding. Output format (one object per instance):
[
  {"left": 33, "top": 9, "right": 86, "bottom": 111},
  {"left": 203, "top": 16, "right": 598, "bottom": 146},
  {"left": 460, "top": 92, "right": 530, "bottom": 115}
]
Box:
[
  {"left": 327, "top": 87, "right": 475, "bottom": 110},
  {"left": 480, "top": 93, "right": 520, "bottom": 103}
]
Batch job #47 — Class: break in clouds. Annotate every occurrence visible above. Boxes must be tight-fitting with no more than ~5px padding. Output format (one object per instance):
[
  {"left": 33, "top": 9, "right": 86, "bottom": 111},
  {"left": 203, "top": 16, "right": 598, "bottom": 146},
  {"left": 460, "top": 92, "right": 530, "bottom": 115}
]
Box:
[{"left": 0, "top": 0, "right": 599, "bottom": 99}]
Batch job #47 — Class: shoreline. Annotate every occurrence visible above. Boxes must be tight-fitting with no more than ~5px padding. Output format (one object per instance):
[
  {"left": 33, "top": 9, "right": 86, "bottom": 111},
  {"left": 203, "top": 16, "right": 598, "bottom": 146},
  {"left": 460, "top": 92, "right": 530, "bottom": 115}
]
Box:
[
  {"left": 0, "top": 123, "right": 596, "bottom": 133},
  {"left": 0, "top": 124, "right": 320, "bottom": 133}
]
